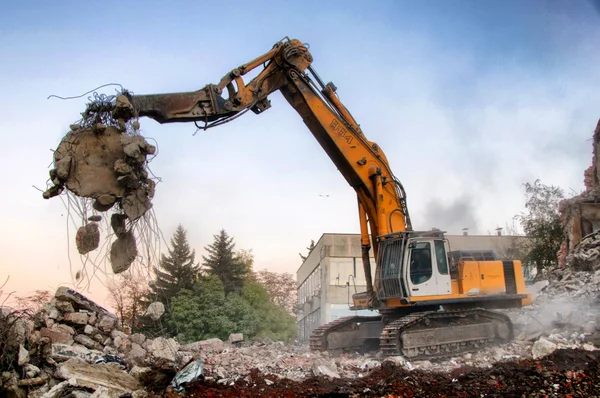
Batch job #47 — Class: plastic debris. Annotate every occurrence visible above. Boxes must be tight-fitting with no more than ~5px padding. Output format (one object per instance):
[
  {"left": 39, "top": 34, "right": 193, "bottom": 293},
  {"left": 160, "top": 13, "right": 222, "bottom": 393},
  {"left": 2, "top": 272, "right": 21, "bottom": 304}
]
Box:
[{"left": 170, "top": 358, "right": 204, "bottom": 392}]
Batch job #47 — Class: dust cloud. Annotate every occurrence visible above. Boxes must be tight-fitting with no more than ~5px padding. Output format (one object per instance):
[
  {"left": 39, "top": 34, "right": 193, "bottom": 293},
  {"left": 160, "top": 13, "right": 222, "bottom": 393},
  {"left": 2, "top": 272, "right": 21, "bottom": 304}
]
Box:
[{"left": 421, "top": 194, "right": 479, "bottom": 234}]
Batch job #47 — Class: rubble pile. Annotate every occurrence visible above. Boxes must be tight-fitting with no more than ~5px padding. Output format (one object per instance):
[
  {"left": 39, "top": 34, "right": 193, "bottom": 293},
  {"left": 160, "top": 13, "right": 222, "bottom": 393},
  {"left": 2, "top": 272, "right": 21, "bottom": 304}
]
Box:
[
  {"left": 0, "top": 287, "right": 186, "bottom": 397},
  {"left": 164, "top": 349, "right": 600, "bottom": 397},
  {"left": 2, "top": 278, "right": 600, "bottom": 396}
]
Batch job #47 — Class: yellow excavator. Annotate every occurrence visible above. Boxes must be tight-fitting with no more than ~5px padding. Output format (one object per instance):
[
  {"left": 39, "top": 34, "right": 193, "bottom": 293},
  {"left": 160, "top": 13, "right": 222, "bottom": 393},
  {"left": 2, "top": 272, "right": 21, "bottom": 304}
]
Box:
[{"left": 85, "top": 37, "right": 532, "bottom": 360}]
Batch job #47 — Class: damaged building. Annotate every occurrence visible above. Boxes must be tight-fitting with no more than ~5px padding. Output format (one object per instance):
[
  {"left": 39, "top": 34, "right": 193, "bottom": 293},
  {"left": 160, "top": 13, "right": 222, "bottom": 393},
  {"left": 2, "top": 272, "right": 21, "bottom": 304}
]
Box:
[{"left": 558, "top": 119, "right": 600, "bottom": 270}]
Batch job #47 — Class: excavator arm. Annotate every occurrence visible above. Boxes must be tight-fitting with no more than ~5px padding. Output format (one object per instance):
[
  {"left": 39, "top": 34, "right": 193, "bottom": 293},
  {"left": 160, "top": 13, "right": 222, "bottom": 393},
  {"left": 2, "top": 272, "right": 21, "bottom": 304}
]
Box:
[{"left": 118, "top": 37, "right": 412, "bottom": 299}]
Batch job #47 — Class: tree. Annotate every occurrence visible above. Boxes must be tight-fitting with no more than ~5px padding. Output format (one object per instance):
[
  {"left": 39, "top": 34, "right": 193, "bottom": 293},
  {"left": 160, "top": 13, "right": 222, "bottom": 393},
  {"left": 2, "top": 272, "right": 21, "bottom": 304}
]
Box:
[
  {"left": 515, "top": 179, "right": 565, "bottom": 275},
  {"left": 299, "top": 239, "right": 316, "bottom": 262},
  {"left": 147, "top": 224, "right": 200, "bottom": 306},
  {"left": 255, "top": 269, "right": 297, "bottom": 315},
  {"left": 236, "top": 249, "right": 256, "bottom": 280},
  {"left": 170, "top": 275, "right": 297, "bottom": 343},
  {"left": 106, "top": 271, "right": 150, "bottom": 333},
  {"left": 13, "top": 290, "right": 52, "bottom": 314},
  {"left": 170, "top": 274, "right": 258, "bottom": 342},
  {"left": 202, "top": 229, "right": 248, "bottom": 294},
  {"left": 241, "top": 280, "right": 297, "bottom": 342}
]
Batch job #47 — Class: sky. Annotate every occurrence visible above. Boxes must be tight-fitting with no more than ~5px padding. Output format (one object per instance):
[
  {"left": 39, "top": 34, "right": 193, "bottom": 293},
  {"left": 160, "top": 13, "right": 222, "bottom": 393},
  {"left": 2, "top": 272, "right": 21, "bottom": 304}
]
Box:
[{"left": 1, "top": 0, "right": 600, "bottom": 308}]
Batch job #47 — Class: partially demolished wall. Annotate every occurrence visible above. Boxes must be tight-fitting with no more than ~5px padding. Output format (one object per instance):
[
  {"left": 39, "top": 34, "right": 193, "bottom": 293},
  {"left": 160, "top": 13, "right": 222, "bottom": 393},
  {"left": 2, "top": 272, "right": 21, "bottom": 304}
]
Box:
[{"left": 558, "top": 119, "right": 600, "bottom": 270}]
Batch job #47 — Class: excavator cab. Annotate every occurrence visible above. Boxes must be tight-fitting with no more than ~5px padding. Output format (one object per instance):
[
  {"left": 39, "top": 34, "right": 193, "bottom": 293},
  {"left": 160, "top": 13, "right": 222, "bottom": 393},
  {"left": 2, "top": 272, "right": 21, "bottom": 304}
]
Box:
[{"left": 371, "top": 230, "right": 452, "bottom": 304}]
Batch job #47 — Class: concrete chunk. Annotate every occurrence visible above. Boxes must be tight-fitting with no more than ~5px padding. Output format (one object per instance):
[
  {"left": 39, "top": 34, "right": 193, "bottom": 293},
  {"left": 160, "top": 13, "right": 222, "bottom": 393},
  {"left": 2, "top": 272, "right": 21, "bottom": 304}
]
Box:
[
  {"left": 55, "top": 286, "right": 110, "bottom": 315},
  {"left": 51, "top": 343, "right": 104, "bottom": 363},
  {"left": 180, "top": 338, "right": 224, "bottom": 354},
  {"left": 57, "top": 358, "right": 140, "bottom": 395}
]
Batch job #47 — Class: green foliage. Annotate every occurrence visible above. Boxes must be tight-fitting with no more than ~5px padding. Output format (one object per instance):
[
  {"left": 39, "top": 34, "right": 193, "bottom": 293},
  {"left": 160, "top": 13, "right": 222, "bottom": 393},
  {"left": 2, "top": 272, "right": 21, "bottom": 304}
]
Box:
[
  {"left": 242, "top": 280, "right": 297, "bottom": 342},
  {"left": 202, "top": 229, "right": 248, "bottom": 294},
  {"left": 137, "top": 224, "right": 199, "bottom": 336},
  {"left": 170, "top": 275, "right": 297, "bottom": 344},
  {"left": 516, "top": 179, "right": 565, "bottom": 274},
  {"left": 149, "top": 224, "right": 200, "bottom": 303},
  {"left": 169, "top": 275, "right": 232, "bottom": 342},
  {"left": 299, "top": 239, "right": 316, "bottom": 262}
]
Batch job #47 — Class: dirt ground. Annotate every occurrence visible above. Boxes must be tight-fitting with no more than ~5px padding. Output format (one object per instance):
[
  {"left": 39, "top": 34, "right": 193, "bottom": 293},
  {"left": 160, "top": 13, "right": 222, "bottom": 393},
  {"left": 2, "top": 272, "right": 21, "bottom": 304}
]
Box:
[{"left": 143, "top": 348, "right": 600, "bottom": 397}]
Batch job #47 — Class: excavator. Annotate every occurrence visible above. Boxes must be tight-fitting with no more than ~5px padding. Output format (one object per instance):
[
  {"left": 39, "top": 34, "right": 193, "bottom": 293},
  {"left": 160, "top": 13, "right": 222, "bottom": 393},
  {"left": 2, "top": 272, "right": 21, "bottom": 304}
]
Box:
[{"left": 94, "top": 37, "right": 531, "bottom": 360}]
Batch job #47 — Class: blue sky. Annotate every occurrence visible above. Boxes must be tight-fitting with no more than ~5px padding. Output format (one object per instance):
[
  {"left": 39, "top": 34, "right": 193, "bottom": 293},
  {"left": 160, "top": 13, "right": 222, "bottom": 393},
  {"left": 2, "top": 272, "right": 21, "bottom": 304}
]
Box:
[{"left": 1, "top": 0, "right": 599, "bottom": 305}]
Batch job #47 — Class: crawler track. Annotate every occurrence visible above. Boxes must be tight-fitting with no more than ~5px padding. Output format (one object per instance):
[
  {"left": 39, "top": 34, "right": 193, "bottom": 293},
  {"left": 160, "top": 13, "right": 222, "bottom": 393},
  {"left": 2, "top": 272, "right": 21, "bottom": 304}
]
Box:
[
  {"left": 380, "top": 308, "right": 514, "bottom": 360},
  {"left": 309, "top": 315, "right": 382, "bottom": 352},
  {"left": 310, "top": 309, "right": 514, "bottom": 361}
]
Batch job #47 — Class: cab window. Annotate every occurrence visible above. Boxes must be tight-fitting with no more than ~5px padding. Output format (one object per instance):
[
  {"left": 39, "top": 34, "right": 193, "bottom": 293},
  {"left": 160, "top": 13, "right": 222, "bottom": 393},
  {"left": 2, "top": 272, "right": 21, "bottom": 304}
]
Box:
[
  {"left": 435, "top": 240, "right": 449, "bottom": 275},
  {"left": 409, "top": 242, "right": 432, "bottom": 285}
]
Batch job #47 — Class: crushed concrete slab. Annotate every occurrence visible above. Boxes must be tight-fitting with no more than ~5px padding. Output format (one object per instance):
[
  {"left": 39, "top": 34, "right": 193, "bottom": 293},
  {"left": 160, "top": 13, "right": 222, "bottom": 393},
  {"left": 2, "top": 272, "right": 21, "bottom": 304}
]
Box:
[
  {"left": 532, "top": 338, "right": 558, "bottom": 359},
  {"left": 50, "top": 343, "right": 104, "bottom": 363},
  {"left": 56, "top": 358, "right": 140, "bottom": 396},
  {"left": 55, "top": 286, "right": 110, "bottom": 315}
]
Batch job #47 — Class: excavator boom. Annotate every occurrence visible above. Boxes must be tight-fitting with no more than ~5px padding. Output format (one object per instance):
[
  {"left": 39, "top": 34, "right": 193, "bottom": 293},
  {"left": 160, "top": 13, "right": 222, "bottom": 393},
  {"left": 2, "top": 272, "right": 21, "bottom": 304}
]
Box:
[{"left": 119, "top": 38, "right": 412, "bottom": 300}]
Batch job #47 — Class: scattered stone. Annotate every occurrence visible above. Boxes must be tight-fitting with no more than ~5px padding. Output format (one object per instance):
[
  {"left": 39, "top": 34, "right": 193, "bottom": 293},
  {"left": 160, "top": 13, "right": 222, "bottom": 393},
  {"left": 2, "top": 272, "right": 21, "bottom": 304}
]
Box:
[
  {"left": 51, "top": 343, "right": 104, "bottom": 363},
  {"left": 75, "top": 222, "right": 100, "bottom": 255},
  {"left": 55, "top": 286, "right": 110, "bottom": 314},
  {"left": 57, "top": 358, "right": 140, "bottom": 396},
  {"left": 229, "top": 333, "right": 244, "bottom": 344},
  {"left": 532, "top": 338, "right": 558, "bottom": 359},
  {"left": 130, "top": 333, "right": 146, "bottom": 346},
  {"left": 149, "top": 337, "right": 180, "bottom": 362},
  {"left": 64, "top": 312, "right": 89, "bottom": 325},
  {"left": 54, "top": 301, "right": 75, "bottom": 313},
  {"left": 40, "top": 327, "right": 74, "bottom": 345},
  {"left": 110, "top": 213, "right": 128, "bottom": 238},
  {"left": 75, "top": 334, "right": 104, "bottom": 351},
  {"left": 97, "top": 315, "right": 118, "bottom": 333},
  {"left": 110, "top": 230, "right": 137, "bottom": 273},
  {"left": 17, "top": 344, "right": 29, "bottom": 366},
  {"left": 84, "top": 325, "right": 97, "bottom": 335},
  {"left": 23, "top": 364, "right": 41, "bottom": 379},
  {"left": 312, "top": 363, "right": 340, "bottom": 379},
  {"left": 181, "top": 338, "right": 224, "bottom": 354},
  {"left": 145, "top": 302, "right": 165, "bottom": 321}
]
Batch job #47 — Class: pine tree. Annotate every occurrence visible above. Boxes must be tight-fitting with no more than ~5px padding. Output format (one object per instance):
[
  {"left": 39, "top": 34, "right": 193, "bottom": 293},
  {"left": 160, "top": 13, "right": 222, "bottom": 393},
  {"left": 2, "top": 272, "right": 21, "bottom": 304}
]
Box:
[
  {"left": 147, "top": 224, "right": 200, "bottom": 305},
  {"left": 202, "top": 229, "right": 248, "bottom": 294}
]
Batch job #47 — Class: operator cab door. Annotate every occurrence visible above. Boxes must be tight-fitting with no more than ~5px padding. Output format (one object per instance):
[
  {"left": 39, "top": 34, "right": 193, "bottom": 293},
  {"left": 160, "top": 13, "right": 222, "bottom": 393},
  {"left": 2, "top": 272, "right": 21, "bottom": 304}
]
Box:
[{"left": 404, "top": 239, "right": 452, "bottom": 297}]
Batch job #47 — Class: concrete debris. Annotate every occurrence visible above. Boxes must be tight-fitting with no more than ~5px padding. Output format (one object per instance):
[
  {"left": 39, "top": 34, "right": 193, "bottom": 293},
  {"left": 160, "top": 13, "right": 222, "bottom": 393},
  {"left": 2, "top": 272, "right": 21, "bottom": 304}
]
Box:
[
  {"left": 17, "top": 344, "right": 29, "bottom": 366},
  {"left": 180, "top": 338, "right": 224, "bottom": 354},
  {"left": 42, "top": 116, "right": 157, "bottom": 274},
  {"left": 532, "top": 338, "right": 558, "bottom": 359},
  {"left": 6, "top": 272, "right": 600, "bottom": 397},
  {"left": 144, "top": 301, "right": 165, "bottom": 321},
  {"left": 110, "top": 230, "right": 138, "bottom": 274},
  {"left": 148, "top": 337, "right": 180, "bottom": 362},
  {"left": 75, "top": 222, "right": 100, "bottom": 254},
  {"left": 57, "top": 358, "right": 141, "bottom": 395},
  {"left": 228, "top": 333, "right": 244, "bottom": 344}
]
